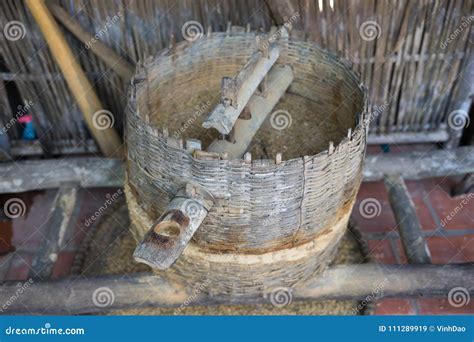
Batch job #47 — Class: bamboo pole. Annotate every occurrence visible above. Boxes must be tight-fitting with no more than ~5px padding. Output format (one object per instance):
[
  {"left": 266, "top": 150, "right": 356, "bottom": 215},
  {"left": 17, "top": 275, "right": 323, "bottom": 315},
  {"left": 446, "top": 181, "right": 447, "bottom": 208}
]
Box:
[
  {"left": 48, "top": 3, "right": 134, "bottom": 80},
  {"left": 0, "top": 264, "right": 472, "bottom": 314},
  {"left": 24, "top": 0, "right": 124, "bottom": 158}
]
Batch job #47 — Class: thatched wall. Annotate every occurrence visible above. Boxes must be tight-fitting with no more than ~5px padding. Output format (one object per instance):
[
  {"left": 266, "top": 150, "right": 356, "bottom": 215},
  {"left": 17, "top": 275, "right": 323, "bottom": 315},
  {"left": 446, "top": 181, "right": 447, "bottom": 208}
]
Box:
[{"left": 0, "top": 0, "right": 472, "bottom": 154}]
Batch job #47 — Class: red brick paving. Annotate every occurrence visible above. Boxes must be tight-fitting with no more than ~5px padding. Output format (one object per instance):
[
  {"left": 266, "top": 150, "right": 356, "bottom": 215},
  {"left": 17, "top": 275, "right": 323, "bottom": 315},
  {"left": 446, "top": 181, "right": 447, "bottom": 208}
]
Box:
[
  {"left": 51, "top": 251, "right": 76, "bottom": 279},
  {"left": 417, "top": 298, "right": 474, "bottom": 315},
  {"left": 374, "top": 299, "right": 416, "bottom": 315},
  {"left": 353, "top": 147, "right": 474, "bottom": 315}
]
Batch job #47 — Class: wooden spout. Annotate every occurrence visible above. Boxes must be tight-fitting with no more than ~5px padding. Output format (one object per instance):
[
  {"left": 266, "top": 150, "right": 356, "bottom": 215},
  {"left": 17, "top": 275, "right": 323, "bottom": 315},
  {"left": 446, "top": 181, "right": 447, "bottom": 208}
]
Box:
[{"left": 133, "top": 184, "right": 214, "bottom": 269}]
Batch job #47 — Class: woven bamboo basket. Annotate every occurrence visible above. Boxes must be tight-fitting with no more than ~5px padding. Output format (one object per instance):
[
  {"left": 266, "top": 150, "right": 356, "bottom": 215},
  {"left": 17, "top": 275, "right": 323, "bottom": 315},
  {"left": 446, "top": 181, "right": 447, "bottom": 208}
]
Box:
[{"left": 125, "top": 28, "right": 370, "bottom": 297}]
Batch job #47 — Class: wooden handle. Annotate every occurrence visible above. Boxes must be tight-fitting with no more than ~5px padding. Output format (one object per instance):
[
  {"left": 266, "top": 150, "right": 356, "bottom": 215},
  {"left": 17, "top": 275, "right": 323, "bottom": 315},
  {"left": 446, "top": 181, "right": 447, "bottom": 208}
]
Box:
[
  {"left": 207, "top": 65, "right": 294, "bottom": 159},
  {"left": 202, "top": 42, "right": 280, "bottom": 134}
]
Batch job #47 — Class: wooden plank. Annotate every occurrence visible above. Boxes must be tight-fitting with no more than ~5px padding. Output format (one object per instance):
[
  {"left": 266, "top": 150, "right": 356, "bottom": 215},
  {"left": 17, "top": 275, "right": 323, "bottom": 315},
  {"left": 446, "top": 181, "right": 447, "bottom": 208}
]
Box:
[
  {"left": 29, "top": 184, "right": 80, "bottom": 279},
  {"left": 0, "top": 147, "right": 473, "bottom": 194},
  {"left": 203, "top": 45, "right": 281, "bottom": 134},
  {"left": 24, "top": 0, "right": 123, "bottom": 158},
  {"left": 384, "top": 175, "right": 431, "bottom": 264},
  {"left": 133, "top": 184, "right": 214, "bottom": 270},
  {"left": 48, "top": 3, "right": 134, "bottom": 80},
  {"left": 367, "top": 130, "right": 449, "bottom": 144},
  {"left": 0, "top": 158, "right": 123, "bottom": 194},
  {"left": 363, "top": 146, "right": 474, "bottom": 182},
  {"left": 0, "top": 263, "right": 471, "bottom": 314},
  {"left": 207, "top": 65, "right": 293, "bottom": 159},
  {"left": 10, "top": 139, "right": 98, "bottom": 157}
]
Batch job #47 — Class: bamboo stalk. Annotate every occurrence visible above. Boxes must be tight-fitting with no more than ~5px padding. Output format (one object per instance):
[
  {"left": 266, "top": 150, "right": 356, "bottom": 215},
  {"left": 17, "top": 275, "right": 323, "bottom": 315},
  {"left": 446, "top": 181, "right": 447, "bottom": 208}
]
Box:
[{"left": 24, "top": 0, "right": 123, "bottom": 158}]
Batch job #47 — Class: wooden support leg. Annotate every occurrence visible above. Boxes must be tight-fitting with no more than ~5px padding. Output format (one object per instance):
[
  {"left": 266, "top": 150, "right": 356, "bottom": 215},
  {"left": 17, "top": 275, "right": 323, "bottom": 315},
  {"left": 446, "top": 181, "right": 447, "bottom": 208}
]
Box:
[
  {"left": 29, "top": 183, "right": 80, "bottom": 280},
  {"left": 452, "top": 173, "right": 474, "bottom": 196},
  {"left": 384, "top": 175, "right": 431, "bottom": 264}
]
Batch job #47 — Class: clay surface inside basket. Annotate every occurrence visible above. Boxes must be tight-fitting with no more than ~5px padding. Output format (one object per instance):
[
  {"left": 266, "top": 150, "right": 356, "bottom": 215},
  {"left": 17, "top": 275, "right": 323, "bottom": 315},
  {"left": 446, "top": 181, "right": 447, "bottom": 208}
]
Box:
[{"left": 137, "top": 34, "right": 364, "bottom": 160}]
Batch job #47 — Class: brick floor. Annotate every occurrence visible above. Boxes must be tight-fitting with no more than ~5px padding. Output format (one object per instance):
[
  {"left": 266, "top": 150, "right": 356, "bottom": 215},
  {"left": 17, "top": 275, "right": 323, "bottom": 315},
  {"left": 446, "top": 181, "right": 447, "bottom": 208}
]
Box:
[{"left": 353, "top": 146, "right": 474, "bottom": 315}]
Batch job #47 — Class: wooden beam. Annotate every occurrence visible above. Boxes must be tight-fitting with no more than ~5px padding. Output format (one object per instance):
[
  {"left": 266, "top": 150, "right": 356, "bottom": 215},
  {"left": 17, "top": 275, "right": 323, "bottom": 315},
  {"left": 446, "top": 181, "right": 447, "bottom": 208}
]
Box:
[
  {"left": 10, "top": 139, "right": 98, "bottom": 157},
  {"left": 48, "top": 3, "right": 134, "bottom": 80},
  {"left": 0, "top": 147, "right": 473, "bottom": 194},
  {"left": 384, "top": 175, "right": 431, "bottom": 264},
  {"left": 203, "top": 45, "right": 281, "bottom": 134},
  {"left": 207, "top": 65, "right": 293, "bottom": 159},
  {"left": 0, "top": 158, "right": 123, "bottom": 194},
  {"left": 363, "top": 146, "right": 474, "bottom": 181},
  {"left": 452, "top": 173, "right": 474, "bottom": 196},
  {"left": 29, "top": 184, "right": 80, "bottom": 279},
  {"left": 24, "top": 0, "right": 123, "bottom": 158},
  {"left": 0, "top": 263, "right": 471, "bottom": 314},
  {"left": 367, "top": 130, "right": 449, "bottom": 144}
]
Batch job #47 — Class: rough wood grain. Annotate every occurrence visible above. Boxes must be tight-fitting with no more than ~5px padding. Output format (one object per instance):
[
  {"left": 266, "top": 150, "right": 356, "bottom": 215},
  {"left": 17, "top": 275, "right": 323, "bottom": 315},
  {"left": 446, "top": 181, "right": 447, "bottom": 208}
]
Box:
[
  {"left": 207, "top": 65, "right": 294, "bottom": 159},
  {"left": 48, "top": 3, "right": 134, "bottom": 80},
  {"left": 0, "top": 158, "right": 123, "bottom": 194},
  {"left": 29, "top": 184, "right": 80, "bottom": 279},
  {"left": 0, "top": 147, "right": 472, "bottom": 194},
  {"left": 384, "top": 175, "right": 431, "bottom": 264},
  {"left": 203, "top": 45, "right": 280, "bottom": 134},
  {"left": 363, "top": 146, "right": 474, "bottom": 181},
  {"left": 133, "top": 184, "right": 214, "bottom": 270}
]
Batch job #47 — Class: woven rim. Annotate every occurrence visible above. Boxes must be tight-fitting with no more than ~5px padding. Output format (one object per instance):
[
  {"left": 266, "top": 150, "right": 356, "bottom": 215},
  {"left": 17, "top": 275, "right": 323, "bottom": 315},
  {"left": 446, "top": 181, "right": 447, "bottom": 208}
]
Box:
[{"left": 125, "top": 29, "right": 369, "bottom": 253}]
